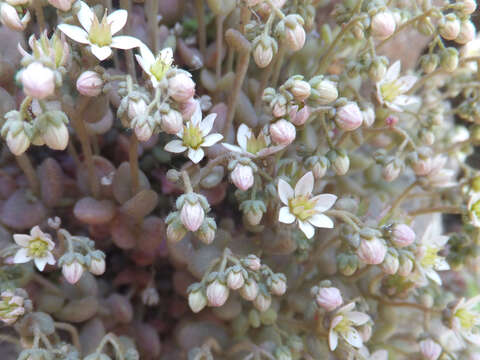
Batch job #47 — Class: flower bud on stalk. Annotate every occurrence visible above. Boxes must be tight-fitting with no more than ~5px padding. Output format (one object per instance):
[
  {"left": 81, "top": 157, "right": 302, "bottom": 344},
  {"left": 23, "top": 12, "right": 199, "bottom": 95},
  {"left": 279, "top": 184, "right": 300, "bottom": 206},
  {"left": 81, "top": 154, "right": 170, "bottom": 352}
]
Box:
[
  {"left": 440, "top": 48, "right": 459, "bottom": 73},
  {"left": 284, "top": 15, "right": 306, "bottom": 51},
  {"left": 371, "top": 11, "right": 396, "bottom": 40},
  {"left": 77, "top": 71, "right": 103, "bottom": 96},
  {"left": 335, "top": 102, "right": 363, "bottom": 131},
  {"left": 419, "top": 339, "right": 442, "bottom": 360},
  {"left": 244, "top": 254, "right": 261, "bottom": 271},
  {"left": 270, "top": 119, "right": 296, "bottom": 145},
  {"left": 439, "top": 14, "right": 461, "bottom": 41},
  {"left": 48, "top": 0, "right": 75, "bottom": 12},
  {"left": 315, "top": 286, "right": 343, "bottom": 311},
  {"left": 89, "top": 251, "right": 106, "bottom": 275},
  {"left": 254, "top": 292, "right": 272, "bottom": 312},
  {"left": 289, "top": 105, "right": 311, "bottom": 126},
  {"left": 206, "top": 279, "right": 229, "bottom": 307},
  {"left": 253, "top": 35, "right": 277, "bottom": 68},
  {"left": 456, "top": 20, "right": 476, "bottom": 45},
  {"left": 328, "top": 149, "right": 350, "bottom": 176},
  {"left": 0, "top": 2, "right": 30, "bottom": 31},
  {"left": 21, "top": 63, "right": 55, "bottom": 99},
  {"left": 161, "top": 109, "right": 183, "bottom": 134},
  {"left": 227, "top": 268, "right": 245, "bottom": 290},
  {"left": 357, "top": 229, "right": 387, "bottom": 265},
  {"left": 391, "top": 224, "right": 415, "bottom": 247},
  {"left": 381, "top": 251, "right": 399, "bottom": 275},
  {"left": 62, "top": 260, "right": 84, "bottom": 284},
  {"left": 382, "top": 159, "right": 402, "bottom": 182},
  {"left": 180, "top": 200, "right": 205, "bottom": 232},
  {"left": 188, "top": 286, "right": 207, "bottom": 313},
  {"left": 168, "top": 72, "right": 195, "bottom": 103},
  {"left": 231, "top": 164, "right": 254, "bottom": 191},
  {"left": 270, "top": 275, "right": 287, "bottom": 296},
  {"left": 309, "top": 77, "right": 338, "bottom": 105},
  {"left": 289, "top": 79, "right": 311, "bottom": 102},
  {"left": 460, "top": 0, "right": 477, "bottom": 15},
  {"left": 240, "top": 278, "right": 259, "bottom": 301}
]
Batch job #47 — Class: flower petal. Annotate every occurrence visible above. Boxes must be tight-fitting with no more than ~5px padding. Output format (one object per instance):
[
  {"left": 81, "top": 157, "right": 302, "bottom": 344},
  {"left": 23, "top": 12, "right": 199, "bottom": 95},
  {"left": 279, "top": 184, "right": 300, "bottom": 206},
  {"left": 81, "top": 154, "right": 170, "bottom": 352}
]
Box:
[
  {"left": 425, "top": 268, "right": 442, "bottom": 285},
  {"left": 13, "top": 248, "right": 31, "bottom": 264},
  {"left": 165, "top": 139, "right": 187, "bottom": 153},
  {"left": 294, "top": 171, "right": 314, "bottom": 197},
  {"left": 188, "top": 148, "right": 205, "bottom": 164},
  {"left": 342, "top": 328, "right": 363, "bottom": 348},
  {"left": 397, "top": 75, "right": 417, "bottom": 93},
  {"left": 202, "top": 133, "right": 223, "bottom": 147},
  {"left": 45, "top": 252, "right": 56, "bottom": 266},
  {"left": 277, "top": 179, "right": 294, "bottom": 205},
  {"left": 308, "top": 213, "right": 334, "bottom": 229},
  {"left": 13, "top": 234, "right": 31, "bottom": 247},
  {"left": 222, "top": 143, "right": 243, "bottom": 153},
  {"left": 199, "top": 113, "right": 217, "bottom": 136},
  {"left": 279, "top": 207, "right": 295, "bottom": 224},
  {"left": 237, "top": 124, "right": 252, "bottom": 151},
  {"left": 90, "top": 45, "right": 112, "bottom": 61},
  {"left": 58, "top": 24, "right": 89, "bottom": 44},
  {"left": 346, "top": 311, "right": 370, "bottom": 325},
  {"left": 384, "top": 60, "right": 401, "bottom": 83},
  {"left": 111, "top": 36, "right": 143, "bottom": 50},
  {"left": 30, "top": 225, "right": 44, "bottom": 238},
  {"left": 34, "top": 257, "right": 48, "bottom": 272},
  {"left": 135, "top": 54, "right": 151, "bottom": 77},
  {"left": 138, "top": 43, "right": 155, "bottom": 69},
  {"left": 392, "top": 95, "right": 419, "bottom": 108},
  {"left": 312, "top": 194, "right": 337, "bottom": 212},
  {"left": 299, "top": 220, "right": 315, "bottom": 239},
  {"left": 107, "top": 9, "right": 128, "bottom": 35},
  {"left": 329, "top": 330, "right": 339, "bottom": 351},
  {"left": 463, "top": 332, "right": 480, "bottom": 345},
  {"left": 77, "top": 0, "right": 94, "bottom": 32},
  {"left": 190, "top": 102, "right": 202, "bottom": 125}
]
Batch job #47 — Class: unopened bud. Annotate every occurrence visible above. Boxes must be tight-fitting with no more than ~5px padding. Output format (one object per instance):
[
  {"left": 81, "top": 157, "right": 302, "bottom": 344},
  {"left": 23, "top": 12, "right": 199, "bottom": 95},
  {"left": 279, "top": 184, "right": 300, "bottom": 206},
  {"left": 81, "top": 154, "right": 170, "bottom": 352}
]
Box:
[
  {"left": 310, "top": 78, "right": 338, "bottom": 105},
  {"left": 284, "top": 15, "right": 306, "bottom": 51},
  {"left": 6, "top": 129, "right": 30, "bottom": 156},
  {"left": 289, "top": 105, "right": 311, "bottom": 126},
  {"left": 227, "top": 268, "right": 245, "bottom": 290},
  {"left": 231, "top": 164, "right": 254, "bottom": 191},
  {"left": 439, "top": 14, "right": 461, "bottom": 41},
  {"left": 43, "top": 121, "right": 69, "bottom": 151},
  {"left": 244, "top": 254, "right": 261, "bottom": 271},
  {"left": 382, "top": 159, "right": 402, "bottom": 182},
  {"left": 253, "top": 292, "right": 271, "bottom": 312},
  {"left": 440, "top": 47, "right": 459, "bottom": 72},
  {"left": 371, "top": 11, "right": 396, "bottom": 40},
  {"left": 420, "top": 54, "right": 439, "bottom": 74},
  {"left": 0, "top": 2, "right": 30, "bottom": 31},
  {"left": 328, "top": 149, "right": 350, "bottom": 176},
  {"left": 335, "top": 102, "right": 363, "bottom": 131},
  {"left": 188, "top": 287, "right": 207, "bottom": 313},
  {"left": 289, "top": 80, "right": 311, "bottom": 102},
  {"left": 357, "top": 237, "right": 387, "bottom": 265},
  {"left": 398, "top": 255, "right": 414, "bottom": 276},
  {"left": 253, "top": 36, "right": 276, "bottom": 68},
  {"left": 161, "top": 109, "right": 183, "bottom": 134},
  {"left": 181, "top": 201, "right": 205, "bottom": 232},
  {"left": 460, "top": 0, "right": 477, "bottom": 15},
  {"left": 369, "top": 58, "right": 387, "bottom": 83},
  {"left": 76, "top": 71, "right": 103, "bottom": 97},
  {"left": 166, "top": 220, "right": 187, "bottom": 243},
  {"left": 206, "top": 280, "right": 229, "bottom": 307},
  {"left": 361, "top": 106, "right": 375, "bottom": 127},
  {"left": 391, "top": 224, "right": 415, "bottom": 247},
  {"left": 381, "top": 251, "right": 399, "bottom": 275},
  {"left": 456, "top": 20, "right": 476, "bottom": 45},
  {"left": 315, "top": 286, "right": 343, "bottom": 311},
  {"left": 270, "top": 275, "right": 287, "bottom": 296},
  {"left": 168, "top": 72, "right": 195, "bottom": 103},
  {"left": 62, "top": 260, "right": 84, "bottom": 284},
  {"left": 270, "top": 119, "right": 296, "bottom": 145},
  {"left": 240, "top": 278, "right": 259, "bottom": 301},
  {"left": 419, "top": 339, "right": 442, "bottom": 360},
  {"left": 21, "top": 63, "right": 55, "bottom": 99},
  {"left": 48, "top": 0, "right": 75, "bottom": 11}
]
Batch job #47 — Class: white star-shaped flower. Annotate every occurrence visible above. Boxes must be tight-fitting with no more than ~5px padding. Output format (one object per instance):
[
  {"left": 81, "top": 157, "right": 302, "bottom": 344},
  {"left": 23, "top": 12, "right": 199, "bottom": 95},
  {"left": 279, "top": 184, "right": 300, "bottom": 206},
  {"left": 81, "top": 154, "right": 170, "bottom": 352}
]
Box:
[
  {"left": 135, "top": 45, "right": 173, "bottom": 87},
  {"left": 328, "top": 302, "right": 370, "bottom": 351},
  {"left": 376, "top": 60, "right": 418, "bottom": 112},
  {"left": 451, "top": 295, "right": 480, "bottom": 346},
  {"left": 277, "top": 171, "right": 337, "bottom": 239},
  {"left": 164, "top": 104, "right": 223, "bottom": 164},
  {"left": 13, "top": 225, "right": 56, "bottom": 271},
  {"left": 58, "top": 1, "right": 142, "bottom": 61}
]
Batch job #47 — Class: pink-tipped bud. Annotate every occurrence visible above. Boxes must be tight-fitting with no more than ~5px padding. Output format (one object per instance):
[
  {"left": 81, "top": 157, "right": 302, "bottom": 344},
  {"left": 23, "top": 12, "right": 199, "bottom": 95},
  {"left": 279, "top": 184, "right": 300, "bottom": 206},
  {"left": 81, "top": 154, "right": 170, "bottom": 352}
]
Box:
[
  {"left": 227, "top": 270, "right": 245, "bottom": 290},
  {"left": 335, "top": 102, "right": 363, "bottom": 131},
  {"left": 382, "top": 160, "right": 401, "bottom": 182},
  {"left": 253, "top": 40, "right": 274, "bottom": 68},
  {"left": 381, "top": 252, "right": 399, "bottom": 275},
  {"left": 231, "top": 164, "right": 254, "bottom": 191},
  {"left": 128, "top": 99, "right": 147, "bottom": 120},
  {"left": 89, "top": 257, "right": 106, "bottom": 275},
  {"left": 284, "top": 15, "right": 306, "bottom": 51},
  {"left": 43, "top": 122, "right": 69, "bottom": 151},
  {"left": 168, "top": 72, "right": 195, "bottom": 103},
  {"left": 240, "top": 279, "right": 259, "bottom": 301},
  {"left": 76, "top": 71, "right": 103, "bottom": 97},
  {"left": 62, "top": 261, "right": 84, "bottom": 284},
  {"left": 315, "top": 287, "right": 343, "bottom": 311},
  {"left": 47, "top": 0, "right": 74, "bottom": 11},
  {"left": 0, "top": 3, "right": 30, "bottom": 31},
  {"left": 460, "top": 0, "right": 477, "bottom": 15},
  {"left": 206, "top": 280, "right": 229, "bottom": 307},
  {"left": 21, "top": 63, "right": 55, "bottom": 99},
  {"left": 270, "top": 119, "right": 296, "bottom": 145},
  {"left": 270, "top": 277, "right": 287, "bottom": 296},
  {"left": 456, "top": 20, "right": 476, "bottom": 45},
  {"left": 420, "top": 339, "right": 442, "bottom": 360},
  {"left": 439, "top": 15, "right": 461, "bottom": 41},
  {"left": 135, "top": 120, "right": 154, "bottom": 142},
  {"left": 289, "top": 105, "right": 311, "bottom": 126},
  {"left": 290, "top": 80, "right": 311, "bottom": 102},
  {"left": 244, "top": 254, "right": 261, "bottom": 271},
  {"left": 391, "top": 224, "right": 415, "bottom": 247},
  {"left": 371, "top": 11, "right": 396, "bottom": 40},
  {"left": 180, "top": 98, "right": 200, "bottom": 120},
  {"left": 357, "top": 238, "right": 387, "bottom": 265},
  {"left": 253, "top": 293, "right": 271, "bottom": 312},
  {"left": 161, "top": 110, "right": 183, "bottom": 134},
  {"left": 180, "top": 202, "right": 205, "bottom": 232}
]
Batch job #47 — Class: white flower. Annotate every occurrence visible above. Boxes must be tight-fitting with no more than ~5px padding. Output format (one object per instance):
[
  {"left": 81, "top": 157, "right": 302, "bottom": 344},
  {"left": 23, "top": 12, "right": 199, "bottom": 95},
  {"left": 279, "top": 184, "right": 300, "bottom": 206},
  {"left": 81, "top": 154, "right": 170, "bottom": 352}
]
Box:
[
  {"left": 0, "top": 290, "right": 25, "bottom": 325},
  {"left": 328, "top": 302, "right": 370, "bottom": 351},
  {"left": 222, "top": 124, "right": 271, "bottom": 157},
  {"left": 376, "top": 61, "right": 418, "bottom": 112},
  {"left": 135, "top": 45, "right": 173, "bottom": 87},
  {"left": 164, "top": 105, "right": 223, "bottom": 164},
  {"left": 415, "top": 221, "right": 450, "bottom": 286},
  {"left": 58, "top": 1, "right": 142, "bottom": 61},
  {"left": 13, "top": 226, "right": 56, "bottom": 271},
  {"left": 414, "top": 155, "right": 456, "bottom": 188},
  {"left": 451, "top": 295, "right": 480, "bottom": 345},
  {"left": 277, "top": 172, "right": 337, "bottom": 239}
]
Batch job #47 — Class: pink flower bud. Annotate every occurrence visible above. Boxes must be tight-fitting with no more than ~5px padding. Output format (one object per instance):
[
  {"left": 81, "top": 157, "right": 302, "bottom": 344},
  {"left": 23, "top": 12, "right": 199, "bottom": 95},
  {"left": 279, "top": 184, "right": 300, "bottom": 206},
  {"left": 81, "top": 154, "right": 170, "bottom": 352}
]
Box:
[
  {"left": 315, "top": 287, "right": 343, "bottom": 311},
  {"left": 272, "top": 101, "right": 287, "bottom": 118},
  {"left": 357, "top": 237, "right": 387, "bottom": 265},
  {"left": 456, "top": 20, "right": 476, "bottom": 45},
  {"left": 21, "top": 63, "right": 55, "bottom": 99},
  {"left": 420, "top": 339, "right": 442, "bottom": 360},
  {"left": 335, "top": 102, "right": 363, "bottom": 131},
  {"left": 76, "top": 71, "right": 103, "bottom": 97},
  {"left": 180, "top": 98, "right": 199, "bottom": 120},
  {"left": 460, "top": 0, "right": 477, "bottom": 14},
  {"left": 381, "top": 252, "right": 399, "bottom": 275},
  {"left": 270, "top": 277, "right": 287, "bottom": 296},
  {"left": 231, "top": 164, "right": 254, "bottom": 191},
  {"left": 398, "top": 256, "right": 413, "bottom": 276},
  {"left": 168, "top": 72, "right": 195, "bottom": 103},
  {"left": 181, "top": 202, "right": 205, "bottom": 232},
  {"left": 391, "top": 224, "right": 415, "bottom": 247},
  {"left": 0, "top": 3, "right": 30, "bottom": 31},
  {"left": 289, "top": 105, "right": 311, "bottom": 126},
  {"left": 240, "top": 279, "right": 259, "bottom": 301},
  {"left": 245, "top": 254, "right": 261, "bottom": 271},
  {"left": 227, "top": 270, "right": 245, "bottom": 290},
  {"left": 135, "top": 121, "right": 153, "bottom": 142},
  {"left": 128, "top": 99, "right": 147, "bottom": 120},
  {"left": 371, "top": 11, "right": 396, "bottom": 40},
  {"left": 270, "top": 119, "right": 296, "bottom": 145},
  {"left": 285, "top": 16, "right": 306, "bottom": 51},
  {"left": 290, "top": 80, "right": 311, "bottom": 102},
  {"left": 6, "top": 130, "right": 30, "bottom": 156},
  {"left": 47, "top": 0, "right": 74, "bottom": 11},
  {"left": 253, "top": 293, "right": 271, "bottom": 312},
  {"left": 439, "top": 15, "right": 461, "bottom": 41},
  {"left": 161, "top": 110, "right": 183, "bottom": 134},
  {"left": 62, "top": 261, "right": 84, "bottom": 284},
  {"left": 254, "top": 41, "right": 274, "bottom": 68},
  {"left": 188, "top": 288, "right": 207, "bottom": 313},
  {"left": 382, "top": 161, "right": 401, "bottom": 182},
  {"left": 43, "top": 122, "right": 69, "bottom": 151},
  {"left": 89, "top": 258, "right": 106, "bottom": 276},
  {"left": 206, "top": 280, "right": 229, "bottom": 307}
]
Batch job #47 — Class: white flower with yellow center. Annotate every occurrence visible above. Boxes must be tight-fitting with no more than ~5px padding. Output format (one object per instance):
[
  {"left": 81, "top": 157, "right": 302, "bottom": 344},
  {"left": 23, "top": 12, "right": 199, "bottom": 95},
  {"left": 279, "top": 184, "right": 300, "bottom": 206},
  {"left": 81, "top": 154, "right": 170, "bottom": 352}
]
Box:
[
  {"left": 277, "top": 171, "right": 337, "bottom": 239},
  {"left": 376, "top": 61, "right": 418, "bottom": 112},
  {"left": 13, "top": 225, "right": 56, "bottom": 271},
  {"left": 415, "top": 221, "right": 450, "bottom": 286},
  {"left": 135, "top": 45, "right": 173, "bottom": 87},
  {"left": 328, "top": 302, "right": 370, "bottom": 351},
  {"left": 58, "top": 1, "right": 142, "bottom": 61},
  {"left": 164, "top": 104, "right": 223, "bottom": 164},
  {"left": 451, "top": 295, "right": 480, "bottom": 345}
]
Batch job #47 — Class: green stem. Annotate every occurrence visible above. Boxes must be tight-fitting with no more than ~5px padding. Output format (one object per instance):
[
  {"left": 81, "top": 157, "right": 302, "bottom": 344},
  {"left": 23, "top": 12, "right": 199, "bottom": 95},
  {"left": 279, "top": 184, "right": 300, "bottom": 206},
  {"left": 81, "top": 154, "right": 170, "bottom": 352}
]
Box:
[
  {"left": 15, "top": 154, "right": 40, "bottom": 196},
  {"left": 195, "top": 0, "right": 207, "bottom": 57},
  {"left": 129, "top": 135, "right": 139, "bottom": 195},
  {"left": 378, "top": 181, "right": 419, "bottom": 226}
]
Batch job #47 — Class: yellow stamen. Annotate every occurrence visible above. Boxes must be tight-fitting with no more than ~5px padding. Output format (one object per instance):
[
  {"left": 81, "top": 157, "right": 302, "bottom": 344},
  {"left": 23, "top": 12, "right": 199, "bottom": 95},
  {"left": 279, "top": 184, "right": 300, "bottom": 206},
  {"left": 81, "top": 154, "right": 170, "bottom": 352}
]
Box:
[
  {"left": 27, "top": 238, "right": 50, "bottom": 258},
  {"left": 88, "top": 11, "right": 112, "bottom": 47},
  {"left": 182, "top": 124, "right": 204, "bottom": 149},
  {"left": 289, "top": 195, "right": 317, "bottom": 221}
]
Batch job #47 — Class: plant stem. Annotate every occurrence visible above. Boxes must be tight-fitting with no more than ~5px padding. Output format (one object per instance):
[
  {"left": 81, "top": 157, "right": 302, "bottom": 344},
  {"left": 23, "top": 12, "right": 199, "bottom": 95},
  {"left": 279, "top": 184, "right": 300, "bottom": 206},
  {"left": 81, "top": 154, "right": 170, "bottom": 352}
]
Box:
[
  {"left": 146, "top": 0, "right": 158, "bottom": 53},
  {"left": 33, "top": 1, "right": 46, "bottom": 32},
  {"left": 255, "top": 61, "right": 274, "bottom": 112},
  {"left": 15, "top": 153, "right": 40, "bottom": 196},
  {"left": 181, "top": 170, "right": 193, "bottom": 193},
  {"left": 129, "top": 135, "right": 139, "bottom": 195},
  {"left": 120, "top": 0, "right": 137, "bottom": 82},
  {"left": 325, "top": 210, "right": 361, "bottom": 231},
  {"left": 271, "top": 46, "right": 286, "bottom": 87},
  {"left": 55, "top": 322, "right": 81, "bottom": 351},
  {"left": 195, "top": 0, "right": 206, "bottom": 57},
  {"left": 32, "top": 273, "right": 63, "bottom": 297},
  {"left": 409, "top": 205, "right": 462, "bottom": 217},
  {"left": 378, "top": 181, "right": 418, "bottom": 226},
  {"left": 216, "top": 15, "right": 225, "bottom": 80}
]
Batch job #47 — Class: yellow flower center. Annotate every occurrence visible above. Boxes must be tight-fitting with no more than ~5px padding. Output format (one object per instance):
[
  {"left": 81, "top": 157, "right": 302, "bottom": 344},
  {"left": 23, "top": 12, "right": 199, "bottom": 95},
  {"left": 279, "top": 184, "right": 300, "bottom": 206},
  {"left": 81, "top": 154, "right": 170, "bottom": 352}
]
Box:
[
  {"left": 88, "top": 12, "right": 112, "bottom": 47},
  {"left": 289, "top": 195, "right": 317, "bottom": 221},
  {"left": 27, "top": 238, "right": 50, "bottom": 258},
  {"left": 380, "top": 80, "right": 402, "bottom": 103},
  {"left": 150, "top": 59, "right": 170, "bottom": 82},
  {"left": 246, "top": 133, "right": 268, "bottom": 154},
  {"left": 420, "top": 246, "right": 441, "bottom": 268},
  {"left": 182, "top": 124, "right": 204, "bottom": 149},
  {"left": 455, "top": 308, "right": 476, "bottom": 330},
  {"left": 471, "top": 200, "right": 480, "bottom": 219},
  {"left": 334, "top": 316, "right": 352, "bottom": 334}
]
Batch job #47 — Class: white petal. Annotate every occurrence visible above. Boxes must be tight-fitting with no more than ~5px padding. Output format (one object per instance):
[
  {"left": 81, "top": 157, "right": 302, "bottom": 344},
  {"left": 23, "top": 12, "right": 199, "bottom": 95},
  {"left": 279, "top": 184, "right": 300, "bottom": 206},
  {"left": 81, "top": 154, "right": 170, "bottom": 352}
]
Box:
[
  {"left": 312, "top": 194, "right": 337, "bottom": 212},
  {"left": 188, "top": 148, "right": 205, "bottom": 164},
  {"left": 222, "top": 143, "right": 243, "bottom": 153},
  {"left": 392, "top": 95, "right": 419, "bottom": 108},
  {"left": 370, "top": 350, "right": 388, "bottom": 360},
  {"left": 329, "top": 330, "right": 339, "bottom": 351},
  {"left": 58, "top": 24, "right": 89, "bottom": 44},
  {"left": 299, "top": 220, "right": 315, "bottom": 239},
  {"left": 384, "top": 60, "right": 401, "bottom": 83},
  {"left": 13, "top": 234, "right": 31, "bottom": 247},
  {"left": 107, "top": 9, "right": 128, "bottom": 35},
  {"left": 135, "top": 54, "right": 151, "bottom": 76},
  {"left": 45, "top": 252, "right": 56, "bottom": 265},
  {"left": 464, "top": 332, "right": 480, "bottom": 345},
  {"left": 90, "top": 45, "right": 112, "bottom": 61},
  {"left": 279, "top": 207, "right": 295, "bottom": 224},
  {"left": 337, "top": 302, "right": 355, "bottom": 313},
  {"left": 13, "top": 248, "right": 31, "bottom": 264},
  {"left": 425, "top": 268, "right": 442, "bottom": 285},
  {"left": 397, "top": 75, "right": 417, "bottom": 93},
  {"left": 308, "top": 213, "right": 334, "bottom": 228},
  {"left": 111, "top": 36, "right": 142, "bottom": 50},
  {"left": 294, "top": 172, "right": 314, "bottom": 197},
  {"left": 237, "top": 124, "right": 252, "bottom": 151},
  {"left": 191, "top": 102, "right": 202, "bottom": 125},
  {"left": 34, "top": 257, "right": 48, "bottom": 272},
  {"left": 385, "top": 101, "right": 403, "bottom": 113},
  {"left": 202, "top": 133, "right": 223, "bottom": 147},
  {"left": 199, "top": 113, "right": 217, "bottom": 136},
  {"left": 165, "top": 139, "right": 187, "bottom": 153},
  {"left": 435, "top": 258, "right": 450, "bottom": 271},
  {"left": 277, "top": 179, "right": 294, "bottom": 205},
  {"left": 346, "top": 311, "right": 370, "bottom": 325},
  {"left": 138, "top": 43, "right": 155, "bottom": 68},
  {"left": 343, "top": 328, "right": 363, "bottom": 348},
  {"left": 30, "top": 225, "right": 44, "bottom": 238},
  {"left": 77, "top": 0, "right": 94, "bottom": 32}
]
